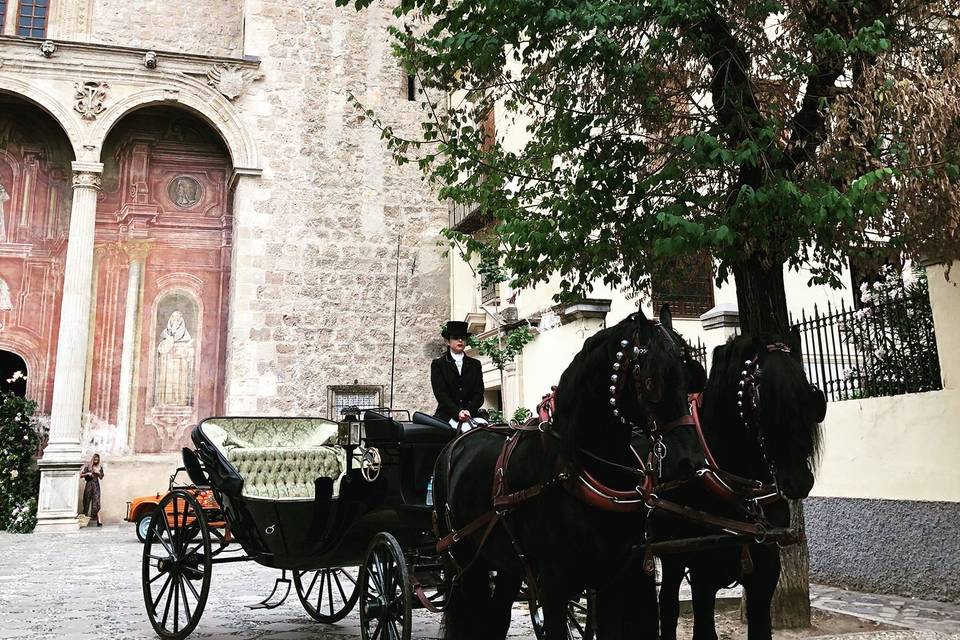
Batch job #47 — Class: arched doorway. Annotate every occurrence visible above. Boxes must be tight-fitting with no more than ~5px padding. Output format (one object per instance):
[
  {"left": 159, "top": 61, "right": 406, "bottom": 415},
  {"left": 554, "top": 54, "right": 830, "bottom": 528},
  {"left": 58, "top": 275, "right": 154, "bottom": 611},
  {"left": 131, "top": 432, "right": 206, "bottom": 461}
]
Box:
[
  {"left": 85, "top": 107, "right": 232, "bottom": 454},
  {"left": 0, "top": 94, "right": 75, "bottom": 413},
  {"left": 0, "top": 350, "right": 28, "bottom": 397}
]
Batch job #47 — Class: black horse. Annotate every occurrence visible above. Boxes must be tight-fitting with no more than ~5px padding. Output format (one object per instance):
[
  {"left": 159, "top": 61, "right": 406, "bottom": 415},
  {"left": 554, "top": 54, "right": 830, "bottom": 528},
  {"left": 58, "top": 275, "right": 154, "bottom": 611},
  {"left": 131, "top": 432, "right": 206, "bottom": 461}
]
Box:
[
  {"left": 432, "top": 306, "right": 707, "bottom": 640},
  {"left": 657, "top": 334, "right": 826, "bottom": 640}
]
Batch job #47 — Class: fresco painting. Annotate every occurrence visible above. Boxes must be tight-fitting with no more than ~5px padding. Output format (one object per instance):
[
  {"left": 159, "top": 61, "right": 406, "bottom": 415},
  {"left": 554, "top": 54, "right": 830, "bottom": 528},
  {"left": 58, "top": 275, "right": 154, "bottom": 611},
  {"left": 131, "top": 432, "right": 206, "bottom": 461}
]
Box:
[
  {"left": 90, "top": 108, "right": 232, "bottom": 454},
  {"left": 0, "top": 102, "right": 231, "bottom": 456},
  {"left": 0, "top": 103, "right": 73, "bottom": 409}
]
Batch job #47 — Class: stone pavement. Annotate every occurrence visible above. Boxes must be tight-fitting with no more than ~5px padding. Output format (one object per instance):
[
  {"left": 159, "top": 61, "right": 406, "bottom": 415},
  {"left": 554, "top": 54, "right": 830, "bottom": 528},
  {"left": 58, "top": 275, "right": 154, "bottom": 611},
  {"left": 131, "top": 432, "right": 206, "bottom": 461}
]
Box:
[
  {"left": 0, "top": 525, "right": 958, "bottom": 640},
  {"left": 811, "top": 585, "right": 960, "bottom": 635}
]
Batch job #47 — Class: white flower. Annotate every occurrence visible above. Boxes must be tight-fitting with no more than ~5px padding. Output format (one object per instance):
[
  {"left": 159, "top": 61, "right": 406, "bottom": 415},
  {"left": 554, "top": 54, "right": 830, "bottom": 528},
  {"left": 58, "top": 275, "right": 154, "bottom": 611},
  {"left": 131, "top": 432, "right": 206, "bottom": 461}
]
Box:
[
  {"left": 10, "top": 469, "right": 18, "bottom": 479},
  {"left": 14, "top": 413, "right": 21, "bottom": 422}
]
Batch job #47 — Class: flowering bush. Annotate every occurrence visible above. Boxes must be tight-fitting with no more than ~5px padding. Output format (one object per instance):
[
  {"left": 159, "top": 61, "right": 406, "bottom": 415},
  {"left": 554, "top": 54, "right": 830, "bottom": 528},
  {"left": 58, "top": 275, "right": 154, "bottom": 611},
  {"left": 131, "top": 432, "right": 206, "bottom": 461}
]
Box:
[{"left": 0, "top": 377, "right": 41, "bottom": 533}]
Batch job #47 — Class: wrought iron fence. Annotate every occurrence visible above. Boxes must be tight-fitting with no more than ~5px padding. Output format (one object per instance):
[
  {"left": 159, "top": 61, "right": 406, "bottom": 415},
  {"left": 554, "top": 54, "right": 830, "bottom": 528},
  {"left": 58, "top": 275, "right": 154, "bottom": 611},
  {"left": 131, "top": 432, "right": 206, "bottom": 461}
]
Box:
[
  {"left": 690, "top": 337, "right": 708, "bottom": 371},
  {"left": 789, "top": 292, "right": 942, "bottom": 402}
]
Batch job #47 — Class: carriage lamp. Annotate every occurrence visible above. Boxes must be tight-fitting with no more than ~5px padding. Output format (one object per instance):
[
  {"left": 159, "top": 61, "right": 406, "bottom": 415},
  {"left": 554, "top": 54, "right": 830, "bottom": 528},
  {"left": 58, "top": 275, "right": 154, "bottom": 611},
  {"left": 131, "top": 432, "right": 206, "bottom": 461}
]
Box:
[{"left": 338, "top": 418, "right": 363, "bottom": 447}]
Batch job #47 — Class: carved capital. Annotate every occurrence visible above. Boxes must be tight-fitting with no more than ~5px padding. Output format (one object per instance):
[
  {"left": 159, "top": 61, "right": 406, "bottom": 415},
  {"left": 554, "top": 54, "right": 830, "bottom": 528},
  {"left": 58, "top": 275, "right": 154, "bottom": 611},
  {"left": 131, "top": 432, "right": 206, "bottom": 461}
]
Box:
[
  {"left": 72, "top": 171, "right": 102, "bottom": 190},
  {"left": 122, "top": 239, "right": 153, "bottom": 263},
  {"left": 74, "top": 80, "right": 109, "bottom": 121}
]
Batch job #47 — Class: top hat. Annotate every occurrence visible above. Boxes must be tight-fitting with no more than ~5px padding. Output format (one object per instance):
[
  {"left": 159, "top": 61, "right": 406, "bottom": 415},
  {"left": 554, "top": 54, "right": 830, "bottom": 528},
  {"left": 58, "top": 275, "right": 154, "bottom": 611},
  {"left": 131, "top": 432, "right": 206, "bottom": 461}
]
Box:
[{"left": 441, "top": 321, "right": 471, "bottom": 339}]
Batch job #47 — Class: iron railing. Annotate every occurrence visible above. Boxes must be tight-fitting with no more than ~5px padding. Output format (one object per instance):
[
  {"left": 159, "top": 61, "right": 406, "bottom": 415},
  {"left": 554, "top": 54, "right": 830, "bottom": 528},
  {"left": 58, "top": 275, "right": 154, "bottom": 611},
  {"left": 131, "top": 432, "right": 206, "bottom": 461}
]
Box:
[
  {"left": 690, "top": 338, "right": 708, "bottom": 371},
  {"left": 789, "top": 293, "right": 942, "bottom": 402}
]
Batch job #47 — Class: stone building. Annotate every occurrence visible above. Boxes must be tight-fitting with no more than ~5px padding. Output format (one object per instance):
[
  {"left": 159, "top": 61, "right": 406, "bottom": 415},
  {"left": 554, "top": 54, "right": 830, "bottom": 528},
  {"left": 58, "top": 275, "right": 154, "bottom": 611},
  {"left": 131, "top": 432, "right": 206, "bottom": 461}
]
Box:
[{"left": 0, "top": 1, "right": 450, "bottom": 529}]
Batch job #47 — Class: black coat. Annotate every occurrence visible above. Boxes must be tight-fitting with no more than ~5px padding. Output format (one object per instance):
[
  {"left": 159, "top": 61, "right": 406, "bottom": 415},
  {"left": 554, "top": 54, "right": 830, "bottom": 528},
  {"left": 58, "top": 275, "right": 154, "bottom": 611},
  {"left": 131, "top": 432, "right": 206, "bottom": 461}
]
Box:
[{"left": 431, "top": 350, "right": 485, "bottom": 423}]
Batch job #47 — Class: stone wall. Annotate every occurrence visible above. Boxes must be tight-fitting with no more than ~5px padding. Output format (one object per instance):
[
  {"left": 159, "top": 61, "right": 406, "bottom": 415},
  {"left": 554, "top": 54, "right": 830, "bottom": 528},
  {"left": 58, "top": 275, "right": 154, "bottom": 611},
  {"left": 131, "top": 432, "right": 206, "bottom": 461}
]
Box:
[
  {"left": 88, "top": 0, "right": 244, "bottom": 58},
  {"left": 807, "top": 497, "right": 960, "bottom": 602},
  {"left": 225, "top": 1, "right": 450, "bottom": 419}
]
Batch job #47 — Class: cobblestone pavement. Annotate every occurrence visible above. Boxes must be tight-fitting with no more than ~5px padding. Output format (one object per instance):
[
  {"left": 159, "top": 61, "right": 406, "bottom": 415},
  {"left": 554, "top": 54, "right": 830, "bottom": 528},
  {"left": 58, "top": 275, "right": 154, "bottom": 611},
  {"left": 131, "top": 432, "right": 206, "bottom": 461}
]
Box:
[
  {"left": 811, "top": 585, "right": 960, "bottom": 635},
  {"left": 1, "top": 526, "right": 957, "bottom": 640}
]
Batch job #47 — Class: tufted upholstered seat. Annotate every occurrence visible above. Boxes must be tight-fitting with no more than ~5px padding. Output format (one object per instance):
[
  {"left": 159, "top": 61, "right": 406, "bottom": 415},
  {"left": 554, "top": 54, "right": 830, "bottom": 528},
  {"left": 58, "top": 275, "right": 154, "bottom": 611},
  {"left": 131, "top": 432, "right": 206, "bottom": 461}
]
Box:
[{"left": 199, "top": 417, "right": 345, "bottom": 500}]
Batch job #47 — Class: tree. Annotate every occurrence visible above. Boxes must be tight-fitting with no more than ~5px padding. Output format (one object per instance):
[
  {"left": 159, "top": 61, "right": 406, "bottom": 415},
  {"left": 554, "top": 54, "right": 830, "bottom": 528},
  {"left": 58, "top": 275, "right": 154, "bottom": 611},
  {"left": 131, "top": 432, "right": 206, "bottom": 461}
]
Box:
[{"left": 337, "top": 0, "right": 960, "bottom": 624}]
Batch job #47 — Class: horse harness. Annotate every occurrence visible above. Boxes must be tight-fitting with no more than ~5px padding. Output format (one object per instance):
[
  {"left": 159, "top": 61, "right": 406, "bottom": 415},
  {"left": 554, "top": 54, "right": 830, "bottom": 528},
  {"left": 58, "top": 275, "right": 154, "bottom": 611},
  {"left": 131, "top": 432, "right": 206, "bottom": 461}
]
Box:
[
  {"left": 433, "top": 333, "right": 801, "bottom": 598},
  {"left": 433, "top": 320, "right": 690, "bottom": 588}
]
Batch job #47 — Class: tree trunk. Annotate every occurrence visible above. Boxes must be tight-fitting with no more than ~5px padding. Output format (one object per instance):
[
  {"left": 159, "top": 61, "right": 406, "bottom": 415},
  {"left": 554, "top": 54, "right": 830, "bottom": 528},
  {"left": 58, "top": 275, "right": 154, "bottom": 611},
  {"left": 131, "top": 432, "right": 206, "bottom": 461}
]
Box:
[
  {"left": 771, "top": 500, "right": 812, "bottom": 628},
  {"left": 732, "top": 254, "right": 790, "bottom": 334},
  {"left": 732, "top": 255, "right": 812, "bottom": 629}
]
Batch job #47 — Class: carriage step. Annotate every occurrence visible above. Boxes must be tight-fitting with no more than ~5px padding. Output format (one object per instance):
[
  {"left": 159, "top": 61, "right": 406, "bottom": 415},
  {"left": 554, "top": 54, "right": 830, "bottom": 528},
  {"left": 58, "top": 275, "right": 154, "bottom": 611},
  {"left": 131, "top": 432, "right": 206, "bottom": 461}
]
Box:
[{"left": 248, "top": 570, "right": 292, "bottom": 609}]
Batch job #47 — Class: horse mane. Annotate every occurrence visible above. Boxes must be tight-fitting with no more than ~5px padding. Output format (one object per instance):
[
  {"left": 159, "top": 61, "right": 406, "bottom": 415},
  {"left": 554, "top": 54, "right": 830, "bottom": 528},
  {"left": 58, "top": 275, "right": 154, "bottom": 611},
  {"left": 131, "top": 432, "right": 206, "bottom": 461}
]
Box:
[
  {"left": 554, "top": 314, "right": 679, "bottom": 463},
  {"left": 703, "top": 334, "right": 823, "bottom": 473}
]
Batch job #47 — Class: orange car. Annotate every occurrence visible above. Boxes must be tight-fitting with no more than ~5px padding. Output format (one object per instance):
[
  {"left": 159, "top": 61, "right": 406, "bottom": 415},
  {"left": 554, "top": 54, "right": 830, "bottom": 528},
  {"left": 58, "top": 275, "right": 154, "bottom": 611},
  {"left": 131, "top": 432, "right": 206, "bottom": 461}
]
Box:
[{"left": 125, "top": 467, "right": 226, "bottom": 542}]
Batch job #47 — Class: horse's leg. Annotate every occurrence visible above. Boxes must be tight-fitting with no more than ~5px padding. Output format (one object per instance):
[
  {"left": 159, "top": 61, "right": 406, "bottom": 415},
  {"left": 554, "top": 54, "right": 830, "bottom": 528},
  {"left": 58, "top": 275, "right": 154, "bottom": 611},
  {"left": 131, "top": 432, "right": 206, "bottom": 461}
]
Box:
[
  {"left": 593, "top": 562, "right": 657, "bottom": 640},
  {"left": 689, "top": 568, "right": 720, "bottom": 640},
  {"left": 630, "top": 568, "right": 660, "bottom": 640},
  {"left": 742, "top": 545, "right": 781, "bottom": 640},
  {"left": 442, "top": 566, "right": 495, "bottom": 640},
  {"left": 490, "top": 571, "right": 523, "bottom": 639},
  {"left": 658, "top": 557, "right": 685, "bottom": 640}
]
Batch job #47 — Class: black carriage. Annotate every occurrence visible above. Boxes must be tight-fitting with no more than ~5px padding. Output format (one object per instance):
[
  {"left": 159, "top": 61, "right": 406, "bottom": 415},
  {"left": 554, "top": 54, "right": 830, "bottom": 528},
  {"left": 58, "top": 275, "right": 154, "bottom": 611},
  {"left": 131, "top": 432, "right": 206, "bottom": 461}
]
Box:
[{"left": 140, "top": 408, "right": 593, "bottom": 640}]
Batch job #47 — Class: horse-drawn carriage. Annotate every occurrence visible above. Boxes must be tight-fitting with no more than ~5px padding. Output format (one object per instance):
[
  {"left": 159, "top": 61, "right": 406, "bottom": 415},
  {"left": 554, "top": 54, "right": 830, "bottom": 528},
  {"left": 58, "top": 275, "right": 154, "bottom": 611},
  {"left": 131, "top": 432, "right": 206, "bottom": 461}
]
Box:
[
  {"left": 141, "top": 407, "right": 591, "bottom": 640},
  {"left": 142, "top": 308, "right": 824, "bottom": 640}
]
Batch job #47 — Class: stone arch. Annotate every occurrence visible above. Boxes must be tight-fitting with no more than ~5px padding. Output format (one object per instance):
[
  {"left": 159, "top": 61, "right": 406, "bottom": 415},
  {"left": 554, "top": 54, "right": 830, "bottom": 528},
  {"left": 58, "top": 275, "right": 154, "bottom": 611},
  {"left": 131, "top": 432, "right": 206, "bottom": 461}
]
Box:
[
  {"left": 0, "top": 349, "right": 28, "bottom": 397},
  {"left": 88, "top": 87, "right": 260, "bottom": 171},
  {"left": 0, "top": 79, "right": 81, "bottom": 161},
  {"left": 0, "top": 333, "right": 43, "bottom": 401}
]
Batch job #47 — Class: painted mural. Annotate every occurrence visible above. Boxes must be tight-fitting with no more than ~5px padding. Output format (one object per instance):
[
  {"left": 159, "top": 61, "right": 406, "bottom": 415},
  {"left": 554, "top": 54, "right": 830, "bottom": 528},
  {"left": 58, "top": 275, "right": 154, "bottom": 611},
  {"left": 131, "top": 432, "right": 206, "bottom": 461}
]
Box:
[
  {"left": 85, "top": 107, "right": 232, "bottom": 455},
  {"left": 0, "top": 102, "right": 231, "bottom": 456},
  {"left": 0, "top": 100, "right": 73, "bottom": 411}
]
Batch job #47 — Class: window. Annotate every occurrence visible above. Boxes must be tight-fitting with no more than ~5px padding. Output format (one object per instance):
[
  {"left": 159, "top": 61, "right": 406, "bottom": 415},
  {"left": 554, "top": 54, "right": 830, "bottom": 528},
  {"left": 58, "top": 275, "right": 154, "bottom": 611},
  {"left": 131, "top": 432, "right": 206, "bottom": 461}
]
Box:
[
  {"left": 0, "top": 1, "right": 7, "bottom": 34},
  {"left": 328, "top": 385, "right": 382, "bottom": 420},
  {"left": 651, "top": 252, "right": 715, "bottom": 318},
  {"left": 480, "top": 279, "right": 499, "bottom": 305},
  {"left": 17, "top": 0, "right": 48, "bottom": 39}
]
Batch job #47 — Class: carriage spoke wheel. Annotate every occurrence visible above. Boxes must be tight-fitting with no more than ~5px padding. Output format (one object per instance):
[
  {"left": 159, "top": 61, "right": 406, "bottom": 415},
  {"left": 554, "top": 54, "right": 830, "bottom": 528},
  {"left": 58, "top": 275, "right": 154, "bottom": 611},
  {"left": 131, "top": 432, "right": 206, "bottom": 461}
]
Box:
[
  {"left": 294, "top": 567, "right": 361, "bottom": 623},
  {"left": 529, "top": 590, "right": 595, "bottom": 640},
  {"left": 359, "top": 533, "right": 411, "bottom": 640},
  {"left": 141, "top": 490, "right": 212, "bottom": 640}
]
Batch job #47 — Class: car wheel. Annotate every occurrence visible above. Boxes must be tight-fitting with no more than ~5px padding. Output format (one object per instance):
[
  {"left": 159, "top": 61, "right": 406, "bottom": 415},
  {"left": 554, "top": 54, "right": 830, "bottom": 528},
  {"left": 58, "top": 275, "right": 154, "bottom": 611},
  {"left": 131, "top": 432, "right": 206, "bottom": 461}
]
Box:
[{"left": 136, "top": 513, "right": 152, "bottom": 543}]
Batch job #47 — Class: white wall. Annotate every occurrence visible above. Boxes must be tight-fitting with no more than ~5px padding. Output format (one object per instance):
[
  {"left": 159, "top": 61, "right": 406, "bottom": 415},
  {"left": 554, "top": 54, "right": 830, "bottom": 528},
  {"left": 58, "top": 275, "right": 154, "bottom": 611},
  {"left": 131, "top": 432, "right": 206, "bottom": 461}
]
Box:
[{"left": 811, "top": 261, "right": 960, "bottom": 503}]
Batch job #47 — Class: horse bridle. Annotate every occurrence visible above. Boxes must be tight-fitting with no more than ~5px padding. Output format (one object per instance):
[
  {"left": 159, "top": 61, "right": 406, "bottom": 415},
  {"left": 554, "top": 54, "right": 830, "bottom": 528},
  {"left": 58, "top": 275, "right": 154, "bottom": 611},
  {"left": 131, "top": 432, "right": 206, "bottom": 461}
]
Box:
[
  {"left": 604, "top": 317, "right": 697, "bottom": 471},
  {"left": 737, "top": 342, "right": 793, "bottom": 481}
]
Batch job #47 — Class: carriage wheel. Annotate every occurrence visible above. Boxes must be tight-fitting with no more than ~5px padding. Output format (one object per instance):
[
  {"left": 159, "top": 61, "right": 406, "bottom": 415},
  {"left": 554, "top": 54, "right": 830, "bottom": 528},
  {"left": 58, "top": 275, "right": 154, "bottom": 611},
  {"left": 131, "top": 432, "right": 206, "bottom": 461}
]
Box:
[
  {"left": 529, "top": 590, "right": 595, "bottom": 640},
  {"left": 141, "top": 490, "right": 212, "bottom": 640},
  {"left": 359, "top": 533, "right": 411, "bottom": 640},
  {"left": 294, "top": 567, "right": 361, "bottom": 623}
]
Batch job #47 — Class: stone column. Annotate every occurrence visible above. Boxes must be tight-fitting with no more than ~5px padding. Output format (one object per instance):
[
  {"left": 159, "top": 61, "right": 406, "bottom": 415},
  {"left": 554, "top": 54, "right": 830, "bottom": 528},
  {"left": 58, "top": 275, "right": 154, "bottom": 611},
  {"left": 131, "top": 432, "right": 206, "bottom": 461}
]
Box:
[
  {"left": 699, "top": 302, "right": 740, "bottom": 370},
  {"left": 115, "top": 241, "right": 151, "bottom": 451},
  {"left": 224, "top": 169, "right": 265, "bottom": 415},
  {"left": 36, "top": 162, "right": 103, "bottom": 532}
]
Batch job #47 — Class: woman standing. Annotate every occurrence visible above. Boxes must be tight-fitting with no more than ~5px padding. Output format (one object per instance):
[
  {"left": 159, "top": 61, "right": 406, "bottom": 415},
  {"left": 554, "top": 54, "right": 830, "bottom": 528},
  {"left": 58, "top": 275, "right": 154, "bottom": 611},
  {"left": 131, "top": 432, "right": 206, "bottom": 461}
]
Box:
[{"left": 80, "top": 453, "right": 105, "bottom": 527}]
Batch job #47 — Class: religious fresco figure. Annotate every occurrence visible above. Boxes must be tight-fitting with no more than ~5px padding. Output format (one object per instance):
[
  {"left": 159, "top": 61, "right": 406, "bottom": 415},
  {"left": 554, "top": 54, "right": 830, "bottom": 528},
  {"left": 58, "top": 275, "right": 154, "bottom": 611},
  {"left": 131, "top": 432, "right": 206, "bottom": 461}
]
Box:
[
  {"left": 154, "top": 309, "right": 195, "bottom": 406},
  {"left": 0, "top": 182, "right": 9, "bottom": 242},
  {"left": 0, "top": 278, "right": 11, "bottom": 311}
]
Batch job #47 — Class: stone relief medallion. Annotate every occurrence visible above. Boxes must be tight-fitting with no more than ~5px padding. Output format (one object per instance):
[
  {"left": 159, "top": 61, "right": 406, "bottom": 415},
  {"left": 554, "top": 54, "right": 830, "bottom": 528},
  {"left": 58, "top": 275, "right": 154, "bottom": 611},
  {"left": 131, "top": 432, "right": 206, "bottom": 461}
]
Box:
[
  {"left": 167, "top": 176, "right": 202, "bottom": 208},
  {"left": 73, "top": 81, "right": 109, "bottom": 121},
  {"left": 205, "top": 64, "right": 262, "bottom": 101}
]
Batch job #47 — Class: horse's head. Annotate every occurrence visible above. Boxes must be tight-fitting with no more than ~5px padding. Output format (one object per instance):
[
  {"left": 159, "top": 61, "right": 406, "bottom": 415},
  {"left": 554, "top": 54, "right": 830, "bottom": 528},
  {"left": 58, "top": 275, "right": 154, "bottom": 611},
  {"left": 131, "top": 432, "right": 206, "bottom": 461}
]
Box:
[
  {"left": 603, "top": 305, "right": 707, "bottom": 481},
  {"left": 704, "top": 333, "right": 825, "bottom": 499}
]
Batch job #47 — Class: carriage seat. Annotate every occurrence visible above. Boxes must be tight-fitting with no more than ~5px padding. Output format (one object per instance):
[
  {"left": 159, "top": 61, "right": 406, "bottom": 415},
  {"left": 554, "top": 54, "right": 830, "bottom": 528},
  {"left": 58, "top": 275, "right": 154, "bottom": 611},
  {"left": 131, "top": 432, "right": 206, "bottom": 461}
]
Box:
[
  {"left": 199, "top": 417, "right": 345, "bottom": 500},
  {"left": 363, "top": 410, "right": 456, "bottom": 445}
]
